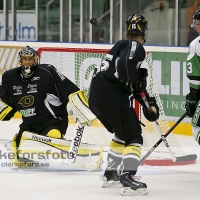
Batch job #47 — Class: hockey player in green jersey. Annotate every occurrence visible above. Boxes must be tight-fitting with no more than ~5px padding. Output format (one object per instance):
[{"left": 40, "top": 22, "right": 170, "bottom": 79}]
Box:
[
  {"left": 185, "top": 9, "right": 200, "bottom": 144},
  {"left": 89, "top": 14, "right": 159, "bottom": 196}
]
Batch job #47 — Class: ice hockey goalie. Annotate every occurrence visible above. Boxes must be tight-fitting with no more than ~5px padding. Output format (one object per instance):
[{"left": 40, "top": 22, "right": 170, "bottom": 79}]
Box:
[{"left": 0, "top": 45, "right": 101, "bottom": 170}]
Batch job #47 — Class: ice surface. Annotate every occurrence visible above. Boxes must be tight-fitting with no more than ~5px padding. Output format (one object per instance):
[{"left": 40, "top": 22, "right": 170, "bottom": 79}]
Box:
[{"left": 1, "top": 119, "right": 200, "bottom": 200}]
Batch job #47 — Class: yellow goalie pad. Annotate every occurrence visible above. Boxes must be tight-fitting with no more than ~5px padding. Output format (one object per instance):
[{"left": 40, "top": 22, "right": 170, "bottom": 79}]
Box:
[
  {"left": 5, "top": 134, "right": 35, "bottom": 168},
  {"left": 67, "top": 90, "right": 96, "bottom": 125},
  {"left": 6, "top": 131, "right": 103, "bottom": 171}
]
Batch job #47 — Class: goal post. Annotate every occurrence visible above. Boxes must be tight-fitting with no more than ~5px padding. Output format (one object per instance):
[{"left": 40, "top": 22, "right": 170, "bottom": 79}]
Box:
[{"left": 37, "top": 47, "right": 196, "bottom": 166}]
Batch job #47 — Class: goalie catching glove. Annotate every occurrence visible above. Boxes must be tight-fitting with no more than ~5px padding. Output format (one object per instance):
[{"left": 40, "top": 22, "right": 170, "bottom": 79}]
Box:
[
  {"left": 67, "top": 90, "right": 96, "bottom": 125},
  {"left": 142, "top": 96, "right": 159, "bottom": 122}
]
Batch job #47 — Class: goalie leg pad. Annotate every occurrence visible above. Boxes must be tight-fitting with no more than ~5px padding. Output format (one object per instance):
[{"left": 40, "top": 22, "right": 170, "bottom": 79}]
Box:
[
  {"left": 17, "top": 131, "right": 103, "bottom": 171},
  {"left": 40, "top": 122, "right": 67, "bottom": 138},
  {"left": 46, "top": 129, "right": 62, "bottom": 139},
  {"left": 6, "top": 133, "right": 35, "bottom": 168},
  {"left": 6, "top": 134, "right": 18, "bottom": 165}
]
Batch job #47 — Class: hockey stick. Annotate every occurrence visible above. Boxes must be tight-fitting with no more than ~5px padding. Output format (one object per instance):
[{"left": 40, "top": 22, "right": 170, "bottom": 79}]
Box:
[
  {"left": 64, "top": 66, "right": 98, "bottom": 165},
  {"left": 140, "top": 92, "right": 197, "bottom": 164},
  {"left": 139, "top": 111, "right": 192, "bottom": 164},
  {"left": 113, "top": 111, "right": 188, "bottom": 171},
  {"left": 140, "top": 92, "right": 177, "bottom": 161}
]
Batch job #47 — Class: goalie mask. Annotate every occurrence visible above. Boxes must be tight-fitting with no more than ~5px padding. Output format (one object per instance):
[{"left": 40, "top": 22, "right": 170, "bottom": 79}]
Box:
[
  {"left": 126, "top": 14, "right": 148, "bottom": 43},
  {"left": 192, "top": 9, "right": 200, "bottom": 27},
  {"left": 18, "top": 46, "right": 39, "bottom": 78}
]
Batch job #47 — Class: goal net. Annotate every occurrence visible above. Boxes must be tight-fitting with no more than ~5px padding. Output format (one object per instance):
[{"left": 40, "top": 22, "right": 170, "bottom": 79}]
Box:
[{"left": 37, "top": 47, "right": 195, "bottom": 166}]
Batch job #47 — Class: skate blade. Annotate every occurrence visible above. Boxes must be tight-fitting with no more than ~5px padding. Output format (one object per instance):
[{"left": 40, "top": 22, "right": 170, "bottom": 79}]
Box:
[
  {"left": 102, "top": 180, "right": 120, "bottom": 188},
  {"left": 99, "top": 175, "right": 119, "bottom": 188},
  {"left": 120, "top": 187, "right": 148, "bottom": 196}
]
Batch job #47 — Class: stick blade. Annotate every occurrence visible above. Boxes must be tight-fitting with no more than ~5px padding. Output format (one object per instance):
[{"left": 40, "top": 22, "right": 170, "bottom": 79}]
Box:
[
  {"left": 141, "top": 154, "right": 197, "bottom": 166},
  {"left": 175, "top": 154, "right": 197, "bottom": 163}
]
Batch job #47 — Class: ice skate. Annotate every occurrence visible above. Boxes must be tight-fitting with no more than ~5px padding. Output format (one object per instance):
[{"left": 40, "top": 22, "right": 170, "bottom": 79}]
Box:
[
  {"left": 120, "top": 172, "right": 148, "bottom": 196},
  {"left": 101, "top": 170, "right": 120, "bottom": 188}
]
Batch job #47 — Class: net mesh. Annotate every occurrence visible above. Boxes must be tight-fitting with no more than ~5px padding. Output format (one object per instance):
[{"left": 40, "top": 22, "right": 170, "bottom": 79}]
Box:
[
  {"left": 38, "top": 48, "right": 113, "bottom": 146},
  {"left": 141, "top": 52, "right": 185, "bottom": 158},
  {"left": 38, "top": 47, "right": 186, "bottom": 160}
]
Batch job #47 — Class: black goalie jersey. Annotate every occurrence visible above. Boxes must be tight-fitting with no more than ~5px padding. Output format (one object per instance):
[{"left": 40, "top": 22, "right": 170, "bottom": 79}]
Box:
[
  {"left": 1, "top": 64, "right": 79, "bottom": 130},
  {"left": 89, "top": 39, "right": 146, "bottom": 108}
]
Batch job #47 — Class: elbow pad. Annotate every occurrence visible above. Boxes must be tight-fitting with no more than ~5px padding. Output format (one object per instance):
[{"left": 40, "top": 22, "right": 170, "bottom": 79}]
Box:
[{"left": 0, "top": 98, "right": 14, "bottom": 120}]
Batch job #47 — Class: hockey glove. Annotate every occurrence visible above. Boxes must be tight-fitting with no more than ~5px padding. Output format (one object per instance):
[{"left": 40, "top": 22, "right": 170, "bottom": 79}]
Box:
[
  {"left": 142, "top": 97, "right": 159, "bottom": 122},
  {"left": 185, "top": 94, "right": 197, "bottom": 117},
  {"left": 133, "top": 68, "right": 148, "bottom": 93}
]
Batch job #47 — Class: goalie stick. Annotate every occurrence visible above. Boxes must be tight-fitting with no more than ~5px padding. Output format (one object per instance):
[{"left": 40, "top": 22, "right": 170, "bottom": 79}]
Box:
[
  {"left": 64, "top": 66, "right": 98, "bottom": 165},
  {"left": 140, "top": 92, "right": 197, "bottom": 164}
]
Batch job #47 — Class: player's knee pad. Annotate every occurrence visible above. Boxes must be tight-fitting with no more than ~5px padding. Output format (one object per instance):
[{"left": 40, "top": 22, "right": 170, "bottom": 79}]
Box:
[
  {"left": 46, "top": 129, "right": 61, "bottom": 139},
  {"left": 110, "top": 135, "right": 125, "bottom": 154},
  {"left": 192, "top": 126, "right": 200, "bottom": 145}
]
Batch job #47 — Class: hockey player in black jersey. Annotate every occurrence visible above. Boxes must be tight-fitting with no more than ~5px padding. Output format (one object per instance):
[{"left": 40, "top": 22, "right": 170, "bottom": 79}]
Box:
[
  {"left": 0, "top": 46, "right": 102, "bottom": 170},
  {"left": 89, "top": 14, "right": 159, "bottom": 196},
  {"left": 0, "top": 46, "right": 79, "bottom": 145}
]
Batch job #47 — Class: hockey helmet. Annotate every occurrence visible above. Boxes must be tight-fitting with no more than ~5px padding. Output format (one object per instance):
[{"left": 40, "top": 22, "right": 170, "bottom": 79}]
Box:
[
  {"left": 192, "top": 9, "right": 200, "bottom": 27},
  {"left": 126, "top": 14, "right": 148, "bottom": 39},
  {"left": 18, "top": 46, "right": 39, "bottom": 78}
]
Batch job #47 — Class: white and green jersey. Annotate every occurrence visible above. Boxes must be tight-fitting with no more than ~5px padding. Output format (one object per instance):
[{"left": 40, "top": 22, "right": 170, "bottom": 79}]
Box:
[
  {"left": 187, "top": 36, "right": 200, "bottom": 91},
  {"left": 187, "top": 36, "right": 200, "bottom": 127}
]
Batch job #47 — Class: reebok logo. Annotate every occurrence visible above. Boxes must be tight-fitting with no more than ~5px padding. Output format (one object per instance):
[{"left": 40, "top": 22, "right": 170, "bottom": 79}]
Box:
[
  {"left": 68, "top": 125, "right": 84, "bottom": 159},
  {"left": 32, "top": 135, "right": 52, "bottom": 143},
  {"left": 31, "top": 77, "right": 40, "bottom": 81}
]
